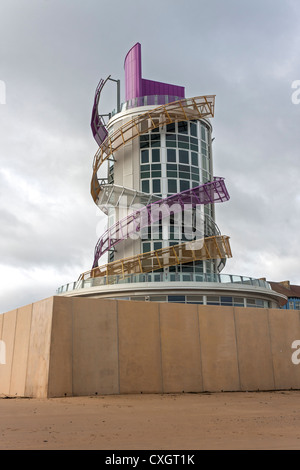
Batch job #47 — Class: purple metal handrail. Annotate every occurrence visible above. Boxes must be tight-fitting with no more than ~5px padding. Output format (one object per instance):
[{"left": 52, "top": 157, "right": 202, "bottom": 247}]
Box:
[{"left": 92, "top": 177, "right": 230, "bottom": 268}]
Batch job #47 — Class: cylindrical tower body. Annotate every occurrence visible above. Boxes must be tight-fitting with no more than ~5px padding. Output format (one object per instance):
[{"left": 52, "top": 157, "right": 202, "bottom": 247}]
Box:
[{"left": 106, "top": 104, "right": 223, "bottom": 280}]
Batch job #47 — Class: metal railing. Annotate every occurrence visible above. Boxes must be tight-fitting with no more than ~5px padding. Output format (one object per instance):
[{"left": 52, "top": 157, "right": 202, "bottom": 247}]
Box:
[{"left": 56, "top": 273, "right": 271, "bottom": 295}]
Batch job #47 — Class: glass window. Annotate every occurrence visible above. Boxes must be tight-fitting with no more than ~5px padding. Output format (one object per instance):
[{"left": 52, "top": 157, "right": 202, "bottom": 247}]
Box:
[
  {"left": 178, "top": 141, "right": 189, "bottom": 149},
  {"left": 178, "top": 121, "right": 188, "bottom": 134},
  {"left": 167, "top": 163, "right": 177, "bottom": 171},
  {"left": 179, "top": 150, "right": 189, "bottom": 164},
  {"left": 140, "top": 135, "right": 149, "bottom": 148},
  {"left": 166, "top": 123, "right": 176, "bottom": 133},
  {"left": 150, "top": 296, "right": 167, "bottom": 302},
  {"left": 178, "top": 135, "right": 189, "bottom": 143},
  {"left": 142, "top": 242, "right": 151, "bottom": 253},
  {"left": 190, "top": 122, "right": 197, "bottom": 137},
  {"left": 179, "top": 164, "right": 190, "bottom": 172},
  {"left": 186, "top": 295, "right": 203, "bottom": 304},
  {"left": 168, "top": 179, "right": 177, "bottom": 193},
  {"left": 179, "top": 171, "right": 190, "bottom": 179},
  {"left": 151, "top": 164, "right": 161, "bottom": 170},
  {"left": 166, "top": 140, "right": 177, "bottom": 148},
  {"left": 152, "top": 179, "right": 161, "bottom": 193},
  {"left": 141, "top": 171, "right": 150, "bottom": 179},
  {"left": 154, "top": 241, "right": 162, "bottom": 251},
  {"left": 142, "top": 180, "right": 150, "bottom": 193},
  {"left": 151, "top": 171, "right": 161, "bottom": 178},
  {"left": 191, "top": 152, "right": 198, "bottom": 166},
  {"left": 202, "top": 155, "right": 208, "bottom": 170},
  {"left": 295, "top": 301, "right": 300, "bottom": 310},
  {"left": 221, "top": 296, "right": 233, "bottom": 305},
  {"left": 201, "top": 126, "right": 206, "bottom": 141},
  {"left": 141, "top": 149, "right": 149, "bottom": 164},
  {"left": 167, "top": 170, "right": 177, "bottom": 178},
  {"left": 206, "top": 296, "right": 220, "bottom": 305},
  {"left": 151, "top": 134, "right": 160, "bottom": 147},
  {"left": 168, "top": 295, "right": 185, "bottom": 303},
  {"left": 233, "top": 297, "right": 244, "bottom": 307},
  {"left": 180, "top": 180, "right": 189, "bottom": 192},
  {"left": 141, "top": 164, "right": 150, "bottom": 171},
  {"left": 152, "top": 149, "right": 160, "bottom": 162}
]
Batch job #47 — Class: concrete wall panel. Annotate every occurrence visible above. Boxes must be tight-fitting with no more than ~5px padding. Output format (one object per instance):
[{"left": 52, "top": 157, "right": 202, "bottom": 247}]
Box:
[
  {"left": 198, "top": 306, "right": 240, "bottom": 391},
  {"left": 268, "top": 309, "right": 300, "bottom": 390},
  {"left": 72, "top": 298, "right": 119, "bottom": 396},
  {"left": 234, "top": 307, "right": 275, "bottom": 391},
  {"left": 0, "top": 309, "right": 17, "bottom": 395},
  {"left": 160, "top": 303, "right": 203, "bottom": 393},
  {"left": 25, "top": 297, "right": 54, "bottom": 398},
  {"left": 118, "top": 301, "right": 162, "bottom": 393},
  {"left": 10, "top": 304, "right": 32, "bottom": 396},
  {"left": 48, "top": 297, "right": 73, "bottom": 397}
]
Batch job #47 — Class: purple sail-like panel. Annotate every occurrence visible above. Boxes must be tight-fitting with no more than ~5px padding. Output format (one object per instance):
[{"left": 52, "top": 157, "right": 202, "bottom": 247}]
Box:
[
  {"left": 91, "top": 78, "right": 109, "bottom": 146},
  {"left": 124, "top": 42, "right": 185, "bottom": 102}
]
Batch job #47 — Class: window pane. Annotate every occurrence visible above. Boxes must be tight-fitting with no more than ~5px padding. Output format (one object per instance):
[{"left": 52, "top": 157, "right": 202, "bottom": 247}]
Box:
[
  {"left": 151, "top": 134, "right": 160, "bottom": 144},
  {"left": 168, "top": 295, "right": 185, "bottom": 303},
  {"left": 166, "top": 140, "right": 177, "bottom": 148},
  {"left": 152, "top": 179, "right": 161, "bottom": 193},
  {"left": 152, "top": 149, "right": 160, "bottom": 162},
  {"left": 167, "top": 149, "right": 176, "bottom": 162},
  {"left": 179, "top": 172, "right": 190, "bottom": 179},
  {"left": 167, "top": 171, "right": 177, "bottom": 178},
  {"left": 151, "top": 163, "right": 161, "bottom": 170},
  {"left": 179, "top": 150, "right": 189, "bottom": 164},
  {"left": 154, "top": 241, "right": 162, "bottom": 251},
  {"left": 178, "top": 121, "right": 188, "bottom": 134},
  {"left": 143, "top": 242, "right": 151, "bottom": 253},
  {"left": 191, "top": 153, "right": 198, "bottom": 166},
  {"left": 179, "top": 164, "right": 189, "bottom": 172},
  {"left": 166, "top": 133, "right": 176, "bottom": 140},
  {"left": 141, "top": 149, "right": 149, "bottom": 163},
  {"left": 141, "top": 171, "right": 150, "bottom": 179},
  {"left": 142, "top": 180, "right": 149, "bottom": 193},
  {"left": 178, "top": 141, "right": 189, "bottom": 149},
  {"left": 140, "top": 140, "right": 149, "bottom": 149},
  {"left": 180, "top": 180, "right": 189, "bottom": 191},
  {"left": 167, "top": 123, "right": 176, "bottom": 133},
  {"left": 168, "top": 179, "right": 177, "bottom": 193},
  {"left": 167, "top": 163, "right": 177, "bottom": 171},
  {"left": 141, "top": 164, "right": 150, "bottom": 171},
  {"left": 190, "top": 122, "right": 197, "bottom": 137}
]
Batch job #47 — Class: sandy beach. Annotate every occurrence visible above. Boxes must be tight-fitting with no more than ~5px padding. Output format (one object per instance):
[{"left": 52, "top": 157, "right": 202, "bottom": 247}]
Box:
[{"left": 0, "top": 390, "right": 300, "bottom": 450}]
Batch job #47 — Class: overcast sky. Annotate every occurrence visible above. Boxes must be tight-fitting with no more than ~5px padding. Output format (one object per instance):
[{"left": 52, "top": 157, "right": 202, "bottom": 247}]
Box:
[{"left": 1, "top": 0, "right": 300, "bottom": 312}]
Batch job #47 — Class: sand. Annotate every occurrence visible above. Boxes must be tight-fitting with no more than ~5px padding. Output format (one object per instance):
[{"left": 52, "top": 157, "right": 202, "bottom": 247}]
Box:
[{"left": 1, "top": 391, "right": 300, "bottom": 450}]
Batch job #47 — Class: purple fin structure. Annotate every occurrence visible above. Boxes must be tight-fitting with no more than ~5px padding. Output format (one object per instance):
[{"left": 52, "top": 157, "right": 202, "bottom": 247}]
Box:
[{"left": 124, "top": 42, "right": 185, "bottom": 102}]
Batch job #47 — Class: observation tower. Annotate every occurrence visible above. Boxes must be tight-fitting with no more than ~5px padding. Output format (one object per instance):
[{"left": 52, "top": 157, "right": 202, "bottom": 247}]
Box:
[{"left": 57, "top": 43, "right": 285, "bottom": 309}]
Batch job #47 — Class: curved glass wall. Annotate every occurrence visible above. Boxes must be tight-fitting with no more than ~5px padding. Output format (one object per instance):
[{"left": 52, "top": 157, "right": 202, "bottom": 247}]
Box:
[{"left": 138, "top": 119, "right": 219, "bottom": 275}]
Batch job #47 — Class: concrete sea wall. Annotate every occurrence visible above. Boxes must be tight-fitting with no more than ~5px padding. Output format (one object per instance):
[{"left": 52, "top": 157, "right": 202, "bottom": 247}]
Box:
[{"left": 0, "top": 296, "right": 300, "bottom": 398}]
